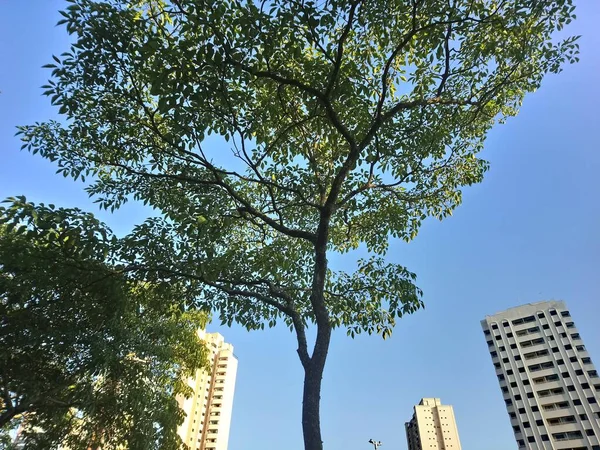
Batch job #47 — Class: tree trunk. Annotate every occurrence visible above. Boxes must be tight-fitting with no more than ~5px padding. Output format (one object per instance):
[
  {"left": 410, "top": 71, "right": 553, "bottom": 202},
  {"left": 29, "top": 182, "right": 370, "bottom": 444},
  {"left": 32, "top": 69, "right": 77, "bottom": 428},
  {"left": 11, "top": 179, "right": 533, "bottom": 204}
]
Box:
[{"left": 301, "top": 324, "right": 331, "bottom": 450}]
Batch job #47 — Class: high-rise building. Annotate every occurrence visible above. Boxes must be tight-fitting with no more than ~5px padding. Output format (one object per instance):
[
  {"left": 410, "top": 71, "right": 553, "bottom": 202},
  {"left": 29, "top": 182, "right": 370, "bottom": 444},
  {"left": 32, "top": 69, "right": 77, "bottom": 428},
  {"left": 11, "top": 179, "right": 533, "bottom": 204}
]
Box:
[
  {"left": 482, "top": 300, "right": 600, "bottom": 449},
  {"left": 177, "top": 330, "right": 238, "bottom": 450},
  {"left": 405, "top": 398, "right": 462, "bottom": 450}
]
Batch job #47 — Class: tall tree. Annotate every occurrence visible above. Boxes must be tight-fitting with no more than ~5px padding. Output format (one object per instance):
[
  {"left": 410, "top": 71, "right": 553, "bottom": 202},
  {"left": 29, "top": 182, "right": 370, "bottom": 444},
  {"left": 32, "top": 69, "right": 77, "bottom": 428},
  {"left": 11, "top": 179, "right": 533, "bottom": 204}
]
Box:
[
  {"left": 0, "top": 198, "right": 210, "bottom": 450},
  {"left": 20, "top": 0, "right": 578, "bottom": 448}
]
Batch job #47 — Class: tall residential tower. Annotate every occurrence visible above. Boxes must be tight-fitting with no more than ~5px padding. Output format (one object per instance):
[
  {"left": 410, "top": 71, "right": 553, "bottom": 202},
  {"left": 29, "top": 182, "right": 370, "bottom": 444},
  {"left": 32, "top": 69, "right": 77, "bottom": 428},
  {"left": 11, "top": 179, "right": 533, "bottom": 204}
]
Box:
[
  {"left": 482, "top": 300, "right": 600, "bottom": 449},
  {"left": 177, "top": 331, "right": 238, "bottom": 450},
  {"left": 405, "top": 398, "right": 462, "bottom": 450}
]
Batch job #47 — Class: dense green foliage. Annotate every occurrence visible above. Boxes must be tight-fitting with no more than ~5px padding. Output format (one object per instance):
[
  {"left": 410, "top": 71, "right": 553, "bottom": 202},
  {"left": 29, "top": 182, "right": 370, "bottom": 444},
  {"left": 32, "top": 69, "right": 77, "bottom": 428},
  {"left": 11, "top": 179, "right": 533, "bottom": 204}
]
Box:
[
  {"left": 18, "top": 0, "right": 578, "bottom": 448},
  {"left": 0, "top": 198, "right": 210, "bottom": 450}
]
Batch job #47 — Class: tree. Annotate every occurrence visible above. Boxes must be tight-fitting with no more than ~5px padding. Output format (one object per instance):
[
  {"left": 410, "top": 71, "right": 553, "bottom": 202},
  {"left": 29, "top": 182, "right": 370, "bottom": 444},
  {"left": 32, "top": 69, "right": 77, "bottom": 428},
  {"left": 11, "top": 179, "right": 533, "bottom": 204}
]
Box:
[
  {"left": 0, "top": 197, "right": 210, "bottom": 450},
  {"left": 19, "top": 0, "right": 578, "bottom": 448}
]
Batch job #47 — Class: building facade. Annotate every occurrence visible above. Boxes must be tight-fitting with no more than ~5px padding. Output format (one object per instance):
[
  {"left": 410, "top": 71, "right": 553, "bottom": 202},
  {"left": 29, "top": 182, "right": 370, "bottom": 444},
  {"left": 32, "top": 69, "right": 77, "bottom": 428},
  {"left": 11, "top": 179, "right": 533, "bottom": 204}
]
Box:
[
  {"left": 482, "top": 300, "right": 600, "bottom": 449},
  {"left": 177, "top": 330, "right": 238, "bottom": 450},
  {"left": 405, "top": 398, "right": 462, "bottom": 450}
]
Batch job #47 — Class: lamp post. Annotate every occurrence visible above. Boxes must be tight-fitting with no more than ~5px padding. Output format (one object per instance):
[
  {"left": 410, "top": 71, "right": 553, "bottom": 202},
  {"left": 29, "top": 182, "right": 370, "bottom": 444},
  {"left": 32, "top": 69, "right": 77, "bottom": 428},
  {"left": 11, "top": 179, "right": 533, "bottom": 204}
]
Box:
[{"left": 368, "top": 439, "right": 382, "bottom": 450}]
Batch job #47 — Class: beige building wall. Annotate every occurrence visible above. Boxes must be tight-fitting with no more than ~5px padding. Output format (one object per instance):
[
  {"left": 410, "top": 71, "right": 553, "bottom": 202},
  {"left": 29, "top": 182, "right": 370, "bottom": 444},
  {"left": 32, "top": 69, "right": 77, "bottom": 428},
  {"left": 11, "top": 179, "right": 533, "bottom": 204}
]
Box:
[
  {"left": 482, "top": 300, "right": 600, "bottom": 449},
  {"left": 177, "top": 330, "right": 238, "bottom": 450},
  {"left": 405, "top": 398, "right": 462, "bottom": 450}
]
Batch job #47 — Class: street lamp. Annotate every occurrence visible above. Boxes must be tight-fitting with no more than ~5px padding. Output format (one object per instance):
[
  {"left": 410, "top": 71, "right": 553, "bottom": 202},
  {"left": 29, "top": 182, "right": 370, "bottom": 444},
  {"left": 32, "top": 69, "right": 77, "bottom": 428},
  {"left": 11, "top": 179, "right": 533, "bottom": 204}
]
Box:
[{"left": 368, "top": 439, "right": 382, "bottom": 450}]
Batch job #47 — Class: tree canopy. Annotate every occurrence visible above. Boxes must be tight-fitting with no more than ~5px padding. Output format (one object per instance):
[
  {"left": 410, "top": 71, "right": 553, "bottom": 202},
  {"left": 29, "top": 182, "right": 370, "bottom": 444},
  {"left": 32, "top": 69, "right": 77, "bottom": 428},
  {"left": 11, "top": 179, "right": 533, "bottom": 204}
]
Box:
[
  {"left": 0, "top": 198, "right": 210, "bottom": 450},
  {"left": 19, "top": 0, "right": 578, "bottom": 448}
]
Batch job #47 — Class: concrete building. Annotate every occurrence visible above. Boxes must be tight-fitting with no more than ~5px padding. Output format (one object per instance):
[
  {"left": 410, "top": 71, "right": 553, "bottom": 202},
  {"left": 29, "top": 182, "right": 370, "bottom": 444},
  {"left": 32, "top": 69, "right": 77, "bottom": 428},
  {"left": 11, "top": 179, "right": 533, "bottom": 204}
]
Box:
[
  {"left": 482, "top": 300, "right": 600, "bottom": 449},
  {"left": 177, "top": 330, "right": 238, "bottom": 450},
  {"left": 405, "top": 398, "right": 462, "bottom": 450}
]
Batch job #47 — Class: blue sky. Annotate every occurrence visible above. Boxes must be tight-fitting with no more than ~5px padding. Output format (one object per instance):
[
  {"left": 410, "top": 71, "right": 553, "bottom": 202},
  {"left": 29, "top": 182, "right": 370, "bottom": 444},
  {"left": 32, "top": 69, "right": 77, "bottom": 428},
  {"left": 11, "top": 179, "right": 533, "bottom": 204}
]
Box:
[{"left": 1, "top": 2, "right": 599, "bottom": 449}]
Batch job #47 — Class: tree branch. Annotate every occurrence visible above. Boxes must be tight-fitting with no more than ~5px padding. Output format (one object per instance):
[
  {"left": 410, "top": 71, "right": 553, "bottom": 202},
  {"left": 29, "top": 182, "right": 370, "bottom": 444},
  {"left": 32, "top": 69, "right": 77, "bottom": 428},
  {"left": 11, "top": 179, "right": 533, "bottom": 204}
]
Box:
[{"left": 324, "top": 1, "right": 361, "bottom": 97}]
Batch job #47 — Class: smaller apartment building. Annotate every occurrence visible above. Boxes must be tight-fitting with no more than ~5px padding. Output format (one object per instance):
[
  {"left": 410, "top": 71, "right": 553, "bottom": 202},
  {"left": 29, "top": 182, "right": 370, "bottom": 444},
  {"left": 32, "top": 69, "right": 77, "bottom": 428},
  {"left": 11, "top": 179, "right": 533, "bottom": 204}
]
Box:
[
  {"left": 177, "top": 330, "right": 238, "bottom": 450},
  {"left": 405, "top": 398, "right": 462, "bottom": 450}
]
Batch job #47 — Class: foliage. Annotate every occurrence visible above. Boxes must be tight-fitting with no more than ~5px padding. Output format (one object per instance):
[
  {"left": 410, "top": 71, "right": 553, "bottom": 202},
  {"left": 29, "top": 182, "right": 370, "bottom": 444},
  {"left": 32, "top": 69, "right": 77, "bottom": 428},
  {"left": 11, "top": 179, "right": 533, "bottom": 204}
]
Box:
[
  {"left": 18, "top": 1, "right": 578, "bottom": 448},
  {"left": 0, "top": 198, "right": 210, "bottom": 450}
]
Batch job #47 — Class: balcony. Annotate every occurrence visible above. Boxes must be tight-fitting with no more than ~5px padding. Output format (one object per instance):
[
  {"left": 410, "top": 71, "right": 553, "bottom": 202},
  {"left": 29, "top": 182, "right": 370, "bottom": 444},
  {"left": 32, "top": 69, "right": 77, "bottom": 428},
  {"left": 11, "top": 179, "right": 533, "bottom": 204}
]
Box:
[{"left": 555, "top": 439, "right": 588, "bottom": 450}]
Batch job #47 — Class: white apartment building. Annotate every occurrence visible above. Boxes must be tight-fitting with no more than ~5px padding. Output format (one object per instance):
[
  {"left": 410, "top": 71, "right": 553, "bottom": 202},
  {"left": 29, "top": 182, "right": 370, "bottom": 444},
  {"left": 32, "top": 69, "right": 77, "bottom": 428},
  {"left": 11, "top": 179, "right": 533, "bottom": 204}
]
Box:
[
  {"left": 405, "top": 398, "right": 462, "bottom": 450},
  {"left": 482, "top": 300, "right": 600, "bottom": 449},
  {"left": 177, "top": 330, "right": 238, "bottom": 450}
]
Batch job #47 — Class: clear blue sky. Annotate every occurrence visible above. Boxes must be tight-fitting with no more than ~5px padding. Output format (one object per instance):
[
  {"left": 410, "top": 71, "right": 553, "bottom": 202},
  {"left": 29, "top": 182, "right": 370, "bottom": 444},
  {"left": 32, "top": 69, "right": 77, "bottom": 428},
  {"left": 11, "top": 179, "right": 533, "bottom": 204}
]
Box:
[{"left": 1, "top": 2, "right": 599, "bottom": 449}]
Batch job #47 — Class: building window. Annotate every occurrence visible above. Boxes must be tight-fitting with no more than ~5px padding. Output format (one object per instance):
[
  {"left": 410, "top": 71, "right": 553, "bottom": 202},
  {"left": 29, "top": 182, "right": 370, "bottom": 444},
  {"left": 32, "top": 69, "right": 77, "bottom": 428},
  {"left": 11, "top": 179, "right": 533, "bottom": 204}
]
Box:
[
  {"left": 524, "top": 349, "right": 549, "bottom": 360},
  {"left": 554, "top": 321, "right": 562, "bottom": 327},
  {"left": 492, "top": 324, "right": 499, "bottom": 330},
  {"left": 570, "top": 356, "right": 578, "bottom": 363},
  {"left": 516, "top": 326, "right": 540, "bottom": 337},
  {"left": 503, "top": 321, "right": 510, "bottom": 327},
  {"left": 531, "top": 406, "right": 539, "bottom": 412},
  {"left": 549, "top": 310, "right": 557, "bottom": 316},
  {"left": 527, "top": 436, "right": 535, "bottom": 443},
  {"left": 573, "top": 399, "right": 582, "bottom": 405},
  {"left": 503, "top": 357, "right": 509, "bottom": 363},
  {"left": 552, "top": 347, "right": 559, "bottom": 353},
  {"left": 567, "top": 385, "right": 576, "bottom": 392},
  {"left": 507, "top": 369, "right": 514, "bottom": 375},
  {"left": 484, "top": 329, "right": 491, "bottom": 335},
  {"left": 582, "top": 357, "right": 592, "bottom": 364},
  {"left": 576, "top": 345, "right": 586, "bottom": 351},
  {"left": 541, "top": 434, "right": 549, "bottom": 441},
  {"left": 536, "top": 419, "right": 544, "bottom": 426},
  {"left": 512, "top": 316, "right": 536, "bottom": 325},
  {"left": 589, "top": 370, "right": 599, "bottom": 378},
  {"left": 537, "top": 387, "right": 564, "bottom": 398},
  {"left": 500, "top": 346, "right": 506, "bottom": 351},
  {"left": 565, "top": 344, "right": 573, "bottom": 350},
  {"left": 552, "top": 430, "right": 582, "bottom": 441},
  {"left": 542, "top": 401, "right": 569, "bottom": 411},
  {"left": 528, "top": 362, "right": 554, "bottom": 372},
  {"left": 538, "top": 313, "right": 545, "bottom": 319},
  {"left": 520, "top": 337, "right": 544, "bottom": 347},
  {"left": 586, "top": 429, "right": 596, "bottom": 436},
  {"left": 515, "top": 395, "right": 522, "bottom": 400},
  {"left": 533, "top": 374, "right": 559, "bottom": 384},
  {"left": 566, "top": 322, "right": 575, "bottom": 328},
  {"left": 547, "top": 415, "right": 576, "bottom": 426},
  {"left": 571, "top": 333, "right": 581, "bottom": 340},
  {"left": 561, "top": 311, "right": 571, "bottom": 317},
  {"left": 519, "top": 367, "right": 526, "bottom": 373},
  {"left": 543, "top": 324, "right": 550, "bottom": 330},
  {"left": 575, "top": 369, "right": 584, "bottom": 376},
  {"left": 507, "top": 332, "right": 514, "bottom": 338},
  {"left": 588, "top": 397, "right": 598, "bottom": 404},
  {"left": 518, "top": 407, "right": 526, "bottom": 414},
  {"left": 580, "top": 413, "right": 588, "bottom": 420}
]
